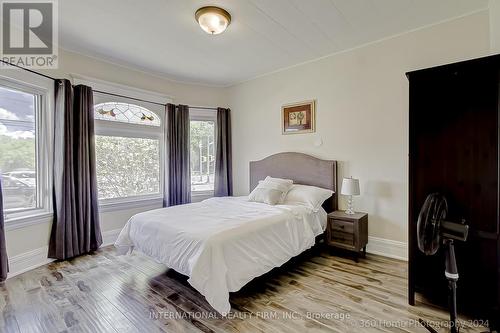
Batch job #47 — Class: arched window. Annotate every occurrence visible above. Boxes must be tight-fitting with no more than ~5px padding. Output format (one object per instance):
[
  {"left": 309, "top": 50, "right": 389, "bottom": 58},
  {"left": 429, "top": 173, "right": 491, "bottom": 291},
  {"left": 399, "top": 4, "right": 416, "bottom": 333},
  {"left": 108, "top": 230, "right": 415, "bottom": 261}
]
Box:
[
  {"left": 93, "top": 100, "right": 164, "bottom": 203},
  {"left": 94, "top": 102, "right": 160, "bottom": 126}
]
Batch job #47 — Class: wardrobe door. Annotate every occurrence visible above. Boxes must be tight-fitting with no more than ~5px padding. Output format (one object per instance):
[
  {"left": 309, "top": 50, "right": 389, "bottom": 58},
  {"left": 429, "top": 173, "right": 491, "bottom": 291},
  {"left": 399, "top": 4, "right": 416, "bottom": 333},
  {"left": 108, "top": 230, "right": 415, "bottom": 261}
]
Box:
[
  {"left": 455, "top": 64, "right": 498, "bottom": 318},
  {"left": 409, "top": 59, "right": 499, "bottom": 319}
]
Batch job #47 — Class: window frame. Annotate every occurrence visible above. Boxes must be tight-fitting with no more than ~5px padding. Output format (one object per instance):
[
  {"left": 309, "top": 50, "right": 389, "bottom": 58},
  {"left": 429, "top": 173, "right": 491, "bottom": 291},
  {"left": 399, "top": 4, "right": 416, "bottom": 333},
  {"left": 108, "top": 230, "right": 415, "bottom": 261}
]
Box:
[
  {"left": 189, "top": 108, "right": 217, "bottom": 201},
  {"left": 0, "top": 71, "right": 54, "bottom": 230},
  {"left": 93, "top": 95, "right": 165, "bottom": 210}
]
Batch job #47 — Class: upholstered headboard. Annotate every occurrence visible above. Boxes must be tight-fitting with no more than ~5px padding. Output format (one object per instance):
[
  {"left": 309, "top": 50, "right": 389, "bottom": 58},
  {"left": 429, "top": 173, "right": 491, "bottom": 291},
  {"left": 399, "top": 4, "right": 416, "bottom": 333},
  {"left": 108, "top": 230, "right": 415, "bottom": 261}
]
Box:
[{"left": 249, "top": 152, "right": 338, "bottom": 213}]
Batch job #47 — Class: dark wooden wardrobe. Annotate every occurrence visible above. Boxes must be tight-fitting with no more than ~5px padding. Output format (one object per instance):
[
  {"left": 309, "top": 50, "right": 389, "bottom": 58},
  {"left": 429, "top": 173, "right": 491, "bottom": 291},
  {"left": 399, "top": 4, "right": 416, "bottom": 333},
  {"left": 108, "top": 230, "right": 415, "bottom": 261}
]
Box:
[{"left": 407, "top": 54, "right": 500, "bottom": 328}]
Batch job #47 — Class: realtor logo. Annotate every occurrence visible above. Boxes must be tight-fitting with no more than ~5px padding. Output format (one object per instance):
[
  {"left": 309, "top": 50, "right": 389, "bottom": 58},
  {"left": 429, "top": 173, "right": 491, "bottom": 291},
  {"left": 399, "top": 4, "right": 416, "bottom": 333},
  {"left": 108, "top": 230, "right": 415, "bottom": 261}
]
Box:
[{"left": 1, "top": 0, "right": 58, "bottom": 68}]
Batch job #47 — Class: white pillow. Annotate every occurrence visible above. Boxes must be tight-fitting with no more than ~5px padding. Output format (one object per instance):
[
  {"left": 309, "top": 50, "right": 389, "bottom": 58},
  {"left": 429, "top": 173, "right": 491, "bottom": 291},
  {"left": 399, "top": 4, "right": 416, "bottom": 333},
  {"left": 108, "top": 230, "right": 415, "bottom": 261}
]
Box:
[
  {"left": 248, "top": 177, "right": 293, "bottom": 205},
  {"left": 264, "top": 176, "right": 293, "bottom": 185},
  {"left": 263, "top": 176, "right": 293, "bottom": 203},
  {"left": 283, "top": 184, "right": 334, "bottom": 211}
]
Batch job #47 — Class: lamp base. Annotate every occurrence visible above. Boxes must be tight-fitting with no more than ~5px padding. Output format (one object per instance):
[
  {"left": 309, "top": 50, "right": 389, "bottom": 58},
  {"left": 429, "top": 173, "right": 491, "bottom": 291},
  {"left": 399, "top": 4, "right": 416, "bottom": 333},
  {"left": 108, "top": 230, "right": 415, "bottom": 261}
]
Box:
[
  {"left": 345, "top": 208, "right": 355, "bottom": 215},
  {"left": 345, "top": 195, "right": 355, "bottom": 215}
]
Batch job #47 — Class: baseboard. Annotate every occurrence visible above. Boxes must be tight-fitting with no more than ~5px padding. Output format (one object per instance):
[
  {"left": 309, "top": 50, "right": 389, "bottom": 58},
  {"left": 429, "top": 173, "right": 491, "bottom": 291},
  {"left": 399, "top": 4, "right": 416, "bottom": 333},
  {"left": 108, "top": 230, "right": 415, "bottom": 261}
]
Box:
[
  {"left": 366, "top": 236, "right": 408, "bottom": 261},
  {"left": 6, "top": 229, "right": 406, "bottom": 279},
  {"left": 102, "top": 228, "right": 122, "bottom": 246},
  {"left": 7, "top": 246, "right": 54, "bottom": 279},
  {"left": 7, "top": 228, "right": 123, "bottom": 280}
]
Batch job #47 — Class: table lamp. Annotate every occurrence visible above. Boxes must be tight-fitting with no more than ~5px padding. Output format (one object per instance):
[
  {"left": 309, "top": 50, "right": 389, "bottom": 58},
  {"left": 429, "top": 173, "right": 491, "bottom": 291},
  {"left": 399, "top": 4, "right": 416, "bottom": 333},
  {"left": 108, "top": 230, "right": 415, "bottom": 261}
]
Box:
[{"left": 341, "top": 177, "right": 360, "bottom": 215}]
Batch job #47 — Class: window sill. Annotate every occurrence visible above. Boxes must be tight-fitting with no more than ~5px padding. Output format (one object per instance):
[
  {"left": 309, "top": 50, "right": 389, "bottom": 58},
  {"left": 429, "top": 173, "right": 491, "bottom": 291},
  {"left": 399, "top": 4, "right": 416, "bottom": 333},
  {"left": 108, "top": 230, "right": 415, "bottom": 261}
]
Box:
[
  {"left": 191, "top": 191, "right": 214, "bottom": 203},
  {"left": 99, "top": 196, "right": 163, "bottom": 213},
  {"left": 5, "top": 212, "right": 53, "bottom": 231}
]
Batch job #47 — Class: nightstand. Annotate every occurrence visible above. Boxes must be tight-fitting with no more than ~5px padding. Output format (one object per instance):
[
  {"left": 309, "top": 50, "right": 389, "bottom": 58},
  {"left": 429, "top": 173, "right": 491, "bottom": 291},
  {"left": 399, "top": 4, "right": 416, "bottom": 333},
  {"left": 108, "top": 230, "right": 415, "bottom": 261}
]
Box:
[{"left": 326, "top": 211, "right": 368, "bottom": 262}]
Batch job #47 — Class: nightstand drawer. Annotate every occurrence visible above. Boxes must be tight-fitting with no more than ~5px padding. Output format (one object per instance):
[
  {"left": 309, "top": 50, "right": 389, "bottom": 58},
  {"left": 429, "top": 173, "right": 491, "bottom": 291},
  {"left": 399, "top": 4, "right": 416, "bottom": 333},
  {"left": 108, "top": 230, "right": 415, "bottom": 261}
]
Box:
[
  {"left": 331, "top": 231, "right": 354, "bottom": 246},
  {"left": 330, "top": 219, "right": 354, "bottom": 234}
]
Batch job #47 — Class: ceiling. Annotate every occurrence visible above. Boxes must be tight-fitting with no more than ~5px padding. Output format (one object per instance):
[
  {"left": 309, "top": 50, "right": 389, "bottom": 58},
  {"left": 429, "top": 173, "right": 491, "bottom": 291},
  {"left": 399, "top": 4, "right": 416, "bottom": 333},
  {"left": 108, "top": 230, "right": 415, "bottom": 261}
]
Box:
[{"left": 59, "top": 0, "right": 489, "bottom": 86}]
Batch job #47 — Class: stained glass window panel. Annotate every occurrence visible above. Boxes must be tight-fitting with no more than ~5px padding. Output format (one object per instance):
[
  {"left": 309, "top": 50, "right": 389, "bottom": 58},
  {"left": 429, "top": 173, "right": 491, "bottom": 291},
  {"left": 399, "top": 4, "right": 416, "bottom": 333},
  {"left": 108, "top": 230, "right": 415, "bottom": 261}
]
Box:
[{"left": 94, "top": 102, "right": 160, "bottom": 126}]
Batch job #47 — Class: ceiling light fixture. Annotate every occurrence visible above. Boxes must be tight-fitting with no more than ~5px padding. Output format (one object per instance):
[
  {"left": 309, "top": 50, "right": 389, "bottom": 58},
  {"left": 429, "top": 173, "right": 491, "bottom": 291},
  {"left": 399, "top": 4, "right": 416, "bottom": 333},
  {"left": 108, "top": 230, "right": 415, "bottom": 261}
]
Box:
[{"left": 195, "top": 6, "right": 231, "bottom": 35}]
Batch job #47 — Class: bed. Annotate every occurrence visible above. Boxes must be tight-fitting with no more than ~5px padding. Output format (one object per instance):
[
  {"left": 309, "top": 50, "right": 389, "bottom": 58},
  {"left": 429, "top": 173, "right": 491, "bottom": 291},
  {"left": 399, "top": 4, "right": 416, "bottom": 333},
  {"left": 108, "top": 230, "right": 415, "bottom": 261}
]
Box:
[{"left": 115, "top": 152, "right": 337, "bottom": 315}]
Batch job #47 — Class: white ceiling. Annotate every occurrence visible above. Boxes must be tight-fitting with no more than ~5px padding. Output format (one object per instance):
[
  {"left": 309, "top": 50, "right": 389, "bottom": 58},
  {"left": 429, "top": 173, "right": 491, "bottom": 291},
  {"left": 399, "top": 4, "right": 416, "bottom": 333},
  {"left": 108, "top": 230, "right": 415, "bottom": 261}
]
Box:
[{"left": 59, "top": 0, "right": 489, "bottom": 86}]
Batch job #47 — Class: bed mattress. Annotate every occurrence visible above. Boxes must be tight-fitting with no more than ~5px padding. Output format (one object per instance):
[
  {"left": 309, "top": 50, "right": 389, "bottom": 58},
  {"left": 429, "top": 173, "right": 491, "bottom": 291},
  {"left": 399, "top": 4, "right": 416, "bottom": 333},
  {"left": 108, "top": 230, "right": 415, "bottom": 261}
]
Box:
[{"left": 115, "top": 196, "right": 326, "bottom": 315}]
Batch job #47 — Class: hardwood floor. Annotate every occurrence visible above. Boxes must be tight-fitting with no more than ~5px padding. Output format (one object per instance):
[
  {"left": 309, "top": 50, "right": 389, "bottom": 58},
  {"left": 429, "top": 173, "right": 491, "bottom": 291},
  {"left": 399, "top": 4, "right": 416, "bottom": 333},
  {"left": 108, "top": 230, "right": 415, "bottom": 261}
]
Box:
[{"left": 0, "top": 245, "right": 490, "bottom": 333}]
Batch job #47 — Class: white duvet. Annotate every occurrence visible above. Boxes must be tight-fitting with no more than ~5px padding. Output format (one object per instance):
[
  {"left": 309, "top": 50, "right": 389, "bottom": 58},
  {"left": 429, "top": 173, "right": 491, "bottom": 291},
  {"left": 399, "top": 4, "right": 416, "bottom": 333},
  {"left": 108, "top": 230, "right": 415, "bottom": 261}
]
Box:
[{"left": 115, "top": 196, "right": 326, "bottom": 315}]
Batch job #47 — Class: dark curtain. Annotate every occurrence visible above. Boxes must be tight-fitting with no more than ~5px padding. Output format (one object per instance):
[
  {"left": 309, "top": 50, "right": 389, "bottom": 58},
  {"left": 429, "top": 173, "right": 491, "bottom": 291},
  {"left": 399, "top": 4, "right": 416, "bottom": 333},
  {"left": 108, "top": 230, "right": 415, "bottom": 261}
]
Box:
[
  {"left": 214, "top": 108, "right": 233, "bottom": 197},
  {"left": 0, "top": 177, "right": 8, "bottom": 281},
  {"left": 49, "top": 80, "right": 102, "bottom": 260},
  {"left": 163, "top": 104, "right": 191, "bottom": 206}
]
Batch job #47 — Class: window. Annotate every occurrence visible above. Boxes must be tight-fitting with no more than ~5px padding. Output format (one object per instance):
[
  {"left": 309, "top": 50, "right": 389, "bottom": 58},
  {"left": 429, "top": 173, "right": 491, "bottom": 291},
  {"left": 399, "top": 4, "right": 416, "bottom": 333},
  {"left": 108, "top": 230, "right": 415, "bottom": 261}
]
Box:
[
  {"left": 0, "top": 74, "right": 52, "bottom": 224},
  {"left": 0, "top": 86, "right": 37, "bottom": 212},
  {"left": 94, "top": 136, "right": 160, "bottom": 199},
  {"left": 190, "top": 109, "right": 216, "bottom": 195},
  {"left": 95, "top": 102, "right": 160, "bottom": 126},
  {"left": 94, "top": 101, "right": 163, "bottom": 203}
]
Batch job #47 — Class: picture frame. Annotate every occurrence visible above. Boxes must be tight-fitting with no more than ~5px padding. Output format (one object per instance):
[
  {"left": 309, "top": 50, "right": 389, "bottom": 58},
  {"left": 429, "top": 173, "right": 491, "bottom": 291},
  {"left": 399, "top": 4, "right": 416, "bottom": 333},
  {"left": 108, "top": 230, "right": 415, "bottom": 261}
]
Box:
[{"left": 282, "top": 100, "right": 315, "bottom": 135}]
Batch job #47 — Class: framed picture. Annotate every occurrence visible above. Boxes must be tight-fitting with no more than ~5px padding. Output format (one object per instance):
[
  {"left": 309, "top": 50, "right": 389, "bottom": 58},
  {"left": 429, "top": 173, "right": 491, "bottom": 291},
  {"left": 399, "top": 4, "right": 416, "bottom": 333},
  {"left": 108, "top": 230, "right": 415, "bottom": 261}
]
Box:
[{"left": 282, "top": 100, "right": 315, "bottom": 135}]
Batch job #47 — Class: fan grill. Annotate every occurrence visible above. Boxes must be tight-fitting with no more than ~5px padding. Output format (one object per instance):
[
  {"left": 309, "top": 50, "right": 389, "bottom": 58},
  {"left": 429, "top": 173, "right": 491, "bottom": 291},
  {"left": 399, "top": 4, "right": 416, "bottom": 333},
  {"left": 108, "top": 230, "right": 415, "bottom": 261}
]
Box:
[{"left": 417, "top": 193, "right": 448, "bottom": 255}]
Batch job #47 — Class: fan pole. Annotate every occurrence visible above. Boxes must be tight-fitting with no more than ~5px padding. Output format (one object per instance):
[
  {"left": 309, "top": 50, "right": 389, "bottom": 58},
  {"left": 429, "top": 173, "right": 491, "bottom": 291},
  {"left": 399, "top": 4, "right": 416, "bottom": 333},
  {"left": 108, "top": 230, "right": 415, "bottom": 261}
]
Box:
[
  {"left": 448, "top": 279, "right": 458, "bottom": 333},
  {"left": 444, "top": 239, "right": 459, "bottom": 333}
]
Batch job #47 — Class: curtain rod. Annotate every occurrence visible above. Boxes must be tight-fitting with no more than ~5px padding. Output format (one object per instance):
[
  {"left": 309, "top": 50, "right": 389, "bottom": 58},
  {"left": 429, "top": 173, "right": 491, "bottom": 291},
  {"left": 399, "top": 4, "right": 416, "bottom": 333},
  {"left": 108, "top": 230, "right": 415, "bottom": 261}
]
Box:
[
  {"left": 0, "top": 59, "right": 57, "bottom": 81},
  {"left": 0, "top": 59, "right": 219, "bottom": 110},
  {"left": 93, "top": 90, "right": 166, "bottom": 107},
  {"left": 189, "top": 106, "right": 218, "bottom": 110},
  {"left": 0, "top": 59, "right": 166, "bottom": 107},
  {"left": 94, "top": 91, "right": 217, "bottom": 110}
]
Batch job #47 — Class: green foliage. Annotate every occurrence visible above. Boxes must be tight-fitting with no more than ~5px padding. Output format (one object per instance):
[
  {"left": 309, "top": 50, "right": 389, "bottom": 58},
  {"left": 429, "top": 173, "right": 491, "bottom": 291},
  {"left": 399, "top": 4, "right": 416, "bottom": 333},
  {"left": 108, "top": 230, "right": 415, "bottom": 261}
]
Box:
[
  {"left": 190, "top": 120, "right": 214, "bottom": 152},
  {"left": 95, "top": 135, "right": 160, "bottom": 199},
  {"left": 0, "top": 135, "right": 35, "bottom": 173},
  {"left": 190, "top": 121, "right": 215, "bottom": 177}
]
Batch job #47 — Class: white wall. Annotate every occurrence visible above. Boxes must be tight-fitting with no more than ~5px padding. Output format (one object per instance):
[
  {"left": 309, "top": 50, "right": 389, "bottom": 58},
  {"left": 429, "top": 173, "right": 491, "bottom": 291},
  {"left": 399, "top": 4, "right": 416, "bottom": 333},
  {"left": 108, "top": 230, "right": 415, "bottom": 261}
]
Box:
[
  {"left": 226, "top": 11, "right": 491, "bottom": 244},
  {"left": 5, "top": 48, "right": 227, "bottom": 269},
  {"left": 490, "top": 0, "right": 500, "bottom": 52}
]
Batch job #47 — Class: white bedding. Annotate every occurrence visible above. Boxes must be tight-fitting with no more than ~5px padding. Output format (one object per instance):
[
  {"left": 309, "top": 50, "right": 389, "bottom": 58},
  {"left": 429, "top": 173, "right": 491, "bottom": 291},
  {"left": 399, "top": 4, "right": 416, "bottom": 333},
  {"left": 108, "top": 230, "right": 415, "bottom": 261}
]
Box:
[{"left": 115, "top": 196, "right": 327, "bottom": 315}]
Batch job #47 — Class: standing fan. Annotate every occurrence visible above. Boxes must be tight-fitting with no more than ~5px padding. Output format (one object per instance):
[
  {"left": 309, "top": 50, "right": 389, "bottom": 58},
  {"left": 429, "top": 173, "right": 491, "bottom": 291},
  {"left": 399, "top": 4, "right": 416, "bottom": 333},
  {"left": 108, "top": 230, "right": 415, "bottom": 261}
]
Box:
[{"left": 417, "top": 193, "right": 469, "bottom": 333}]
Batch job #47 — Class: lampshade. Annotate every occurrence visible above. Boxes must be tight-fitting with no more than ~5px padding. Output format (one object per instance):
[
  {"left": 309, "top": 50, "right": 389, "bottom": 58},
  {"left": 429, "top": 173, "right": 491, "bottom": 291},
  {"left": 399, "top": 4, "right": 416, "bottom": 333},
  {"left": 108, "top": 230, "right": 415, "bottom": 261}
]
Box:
[
  {"left": 195, "top": 6, "right": 231, "bottom": 35},
  {"left": 341, "top": 178, "right": 360, "bottom": 196}
]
